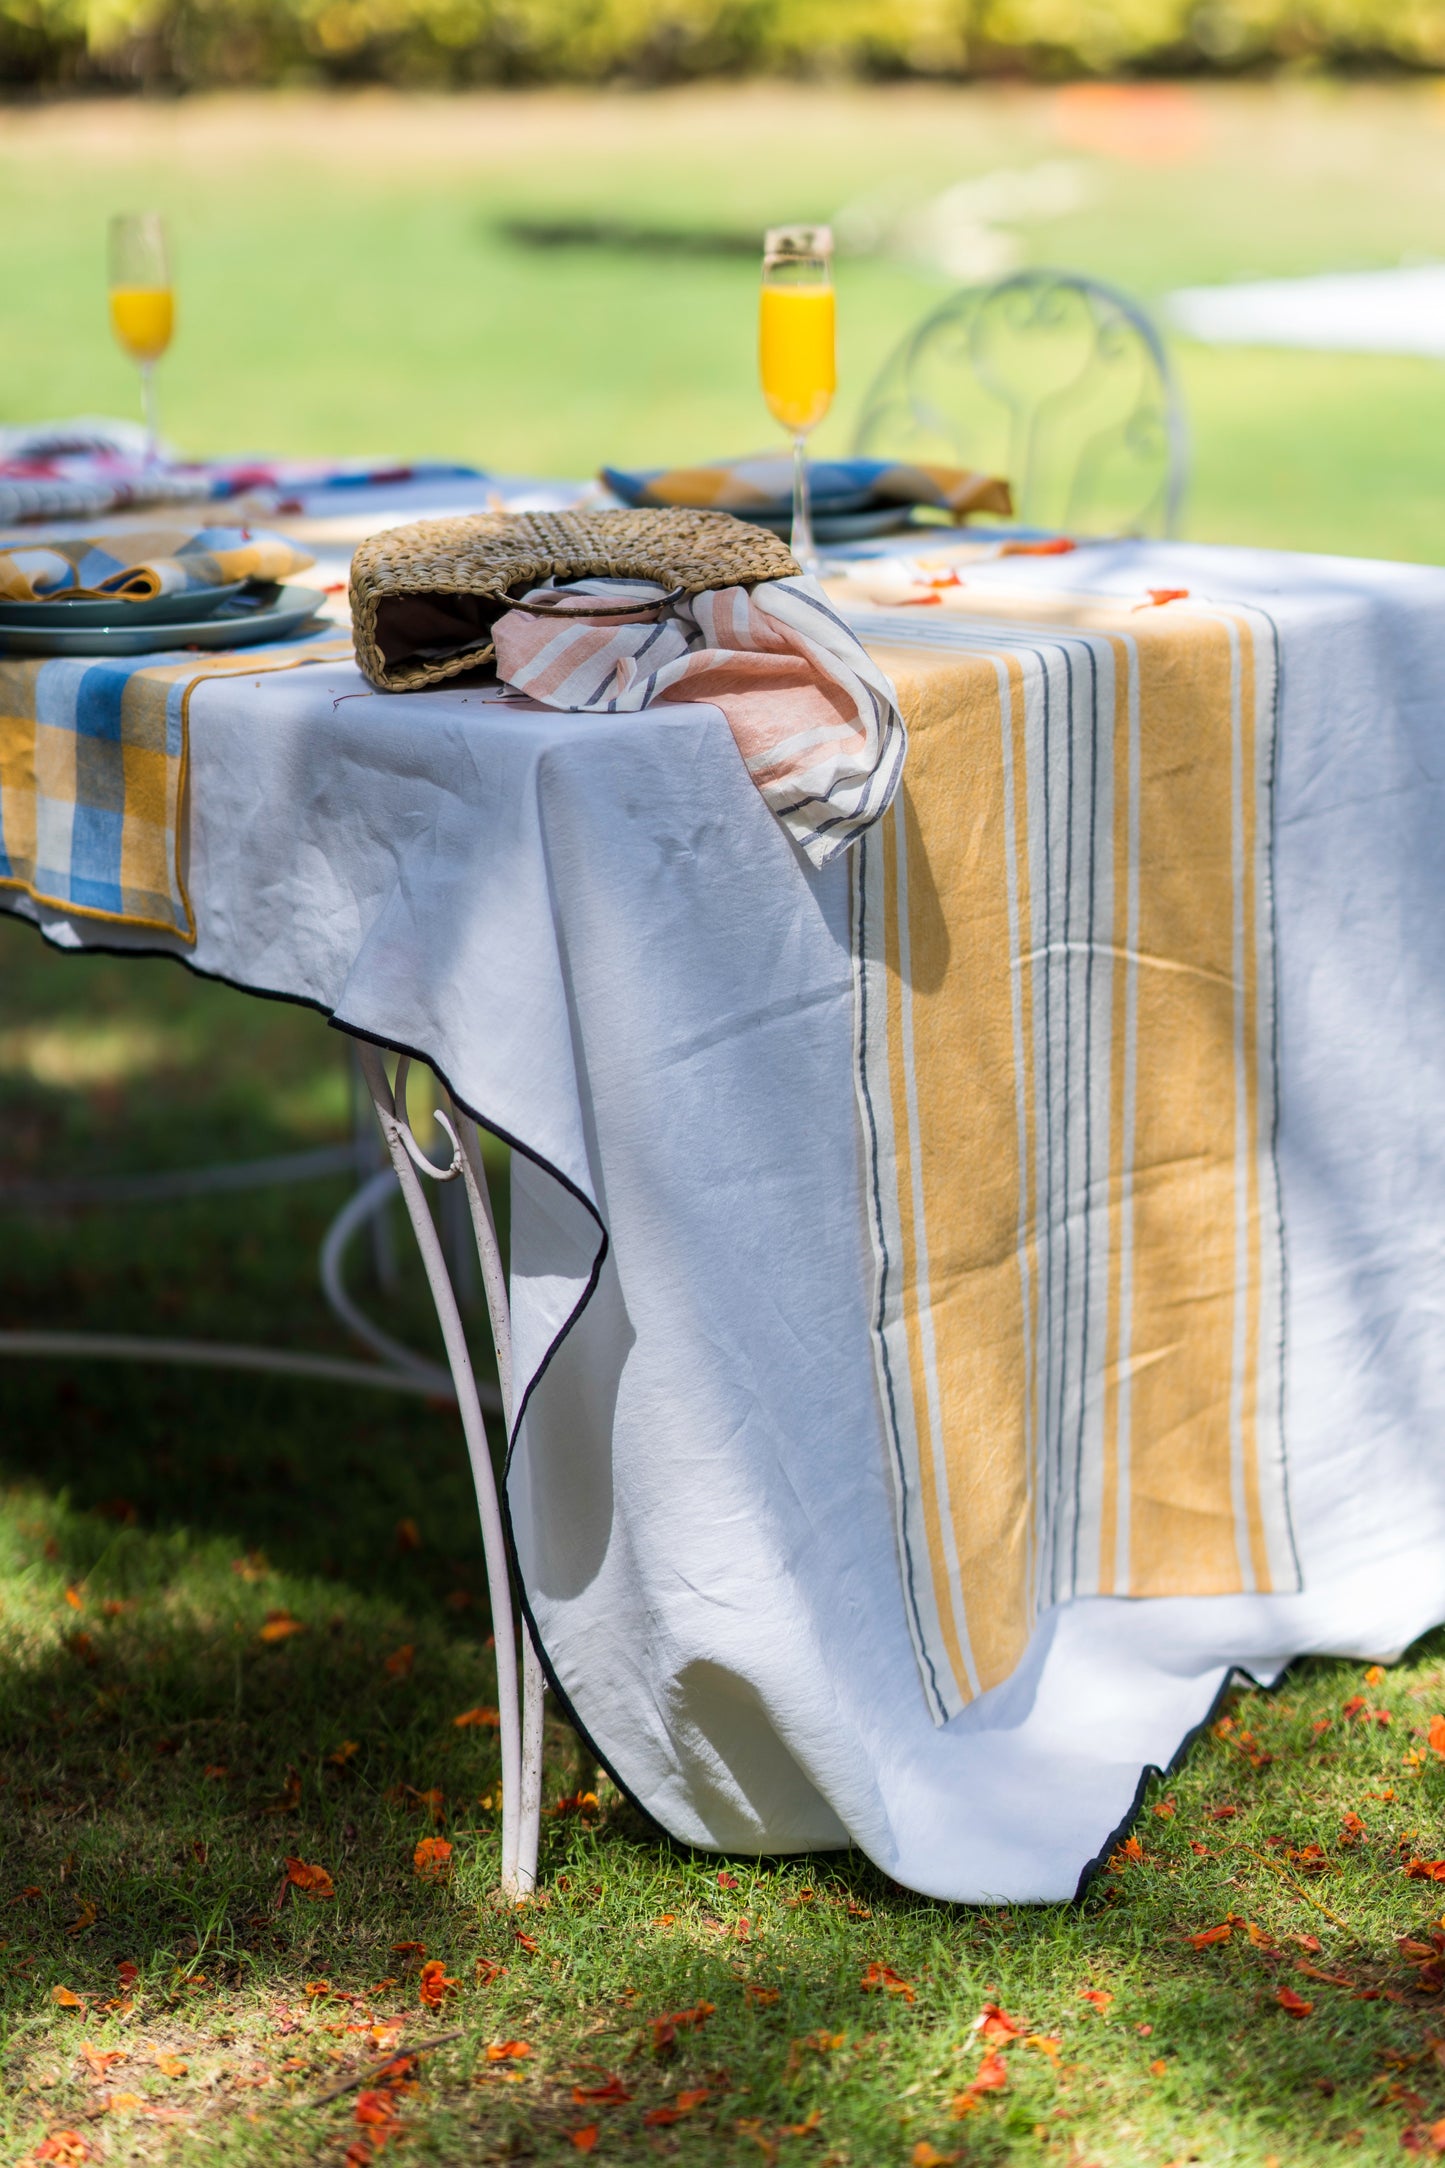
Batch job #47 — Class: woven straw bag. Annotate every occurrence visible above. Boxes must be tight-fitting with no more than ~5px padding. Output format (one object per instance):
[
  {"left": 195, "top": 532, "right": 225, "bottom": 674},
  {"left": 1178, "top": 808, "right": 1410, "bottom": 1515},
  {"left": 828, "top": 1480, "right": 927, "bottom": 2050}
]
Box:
[{"left": 350, "top": 507, "right": 800, "bottom": 693}]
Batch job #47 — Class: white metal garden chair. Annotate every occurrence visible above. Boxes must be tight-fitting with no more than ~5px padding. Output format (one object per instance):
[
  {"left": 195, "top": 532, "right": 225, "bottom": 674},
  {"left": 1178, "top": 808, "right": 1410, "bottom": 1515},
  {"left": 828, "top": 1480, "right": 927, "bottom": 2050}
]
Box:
[{"left": 853, "top": 268, "right": 1189, "bottom": 538}]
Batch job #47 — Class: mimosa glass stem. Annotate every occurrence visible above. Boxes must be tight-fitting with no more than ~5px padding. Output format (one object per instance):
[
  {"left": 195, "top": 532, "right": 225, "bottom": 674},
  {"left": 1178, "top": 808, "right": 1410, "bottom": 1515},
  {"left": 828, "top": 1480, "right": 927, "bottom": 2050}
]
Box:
[
  {"left": 791, "top": 433, "right": 816, "bottom": 573},
  {"left": 140, "top": 362, "right": 159, "bottom": 463}
]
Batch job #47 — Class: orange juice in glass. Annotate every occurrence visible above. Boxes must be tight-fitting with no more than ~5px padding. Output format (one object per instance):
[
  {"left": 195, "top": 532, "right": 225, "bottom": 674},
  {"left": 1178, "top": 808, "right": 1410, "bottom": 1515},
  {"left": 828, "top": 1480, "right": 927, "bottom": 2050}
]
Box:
[
  {"left": 760, "top": 225, "right": 834, "bottom": 573},
  {"left": 108, "top": 213, "right": 173, "bottom": 459}
]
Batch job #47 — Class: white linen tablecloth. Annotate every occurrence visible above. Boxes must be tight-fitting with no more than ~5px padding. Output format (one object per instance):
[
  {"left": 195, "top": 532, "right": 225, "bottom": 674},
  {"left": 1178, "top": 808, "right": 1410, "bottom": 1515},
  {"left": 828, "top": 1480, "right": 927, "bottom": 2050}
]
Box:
[{"left": 10, "top": 530, "right": 1445, "bottom": 1901}]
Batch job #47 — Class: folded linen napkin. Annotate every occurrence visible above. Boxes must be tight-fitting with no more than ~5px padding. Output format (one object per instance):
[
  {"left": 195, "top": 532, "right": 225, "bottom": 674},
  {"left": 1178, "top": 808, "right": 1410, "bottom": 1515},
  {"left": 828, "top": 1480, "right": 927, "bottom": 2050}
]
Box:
[
  {"left": 0, "top": 418, "right": 214, "bottom": 527},
  {"left": 601, "top": 455, "right": 1012, "bottom": 524},
  {"left": 491, "top": 575, "right": 905, "bottom": 869},
  {"left": 0, "top": 526, "right": 314, "bottom": 604}
]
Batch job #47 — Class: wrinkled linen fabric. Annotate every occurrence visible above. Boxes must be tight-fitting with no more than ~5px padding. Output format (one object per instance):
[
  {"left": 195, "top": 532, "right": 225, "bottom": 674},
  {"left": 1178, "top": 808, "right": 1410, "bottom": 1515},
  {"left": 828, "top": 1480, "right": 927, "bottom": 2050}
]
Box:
[
  {"left": 9, "top": 529, "right": 1445, "bottom": 1899},
  {"left": 492, "top": 575, "right": 905, "bottom": 869}
]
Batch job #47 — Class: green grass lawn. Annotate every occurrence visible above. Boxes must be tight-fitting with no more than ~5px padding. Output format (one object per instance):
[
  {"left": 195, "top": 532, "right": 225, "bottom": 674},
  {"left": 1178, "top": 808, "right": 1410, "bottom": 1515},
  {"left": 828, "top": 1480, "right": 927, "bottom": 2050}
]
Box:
[
  {"left": 7, "top": 77, "right": 1445, "bottom": 2168},
  {"left": 5, "top": 81, "right": 1445, "bottom": 557}
]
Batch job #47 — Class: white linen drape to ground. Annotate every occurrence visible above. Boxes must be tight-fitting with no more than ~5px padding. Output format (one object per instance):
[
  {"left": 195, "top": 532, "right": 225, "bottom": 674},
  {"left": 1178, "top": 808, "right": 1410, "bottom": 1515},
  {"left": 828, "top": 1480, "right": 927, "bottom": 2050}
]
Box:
[{"left": 11, "top": 535, "right": 1445, "bottom": 1901}]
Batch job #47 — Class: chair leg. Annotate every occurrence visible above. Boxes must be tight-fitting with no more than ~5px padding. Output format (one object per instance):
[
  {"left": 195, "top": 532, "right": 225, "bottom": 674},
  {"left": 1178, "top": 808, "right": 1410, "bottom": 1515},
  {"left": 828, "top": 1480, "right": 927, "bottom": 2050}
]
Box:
[
  {"left": 351, "top": 1040, "right": 528, "bottom": 1899},
  {"left": 518, "top": 1624, "right": 547, "bottom": 1895},
  {"left": 448, "top": 1088, "right": 546, "bottom": 1895}
]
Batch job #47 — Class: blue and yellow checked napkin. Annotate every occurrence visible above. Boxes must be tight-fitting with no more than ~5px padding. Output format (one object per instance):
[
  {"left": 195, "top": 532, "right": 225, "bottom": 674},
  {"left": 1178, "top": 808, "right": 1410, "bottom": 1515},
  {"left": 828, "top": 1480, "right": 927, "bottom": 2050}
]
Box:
[
  {"left": 0, "top": 635, "right": 348, "bottom": 939},
  {"left": 601, "top": 456, "right": 1012, "bottom": 523},
  {"left": 0, "top": 525, "right": 314, "bottom": 604}
]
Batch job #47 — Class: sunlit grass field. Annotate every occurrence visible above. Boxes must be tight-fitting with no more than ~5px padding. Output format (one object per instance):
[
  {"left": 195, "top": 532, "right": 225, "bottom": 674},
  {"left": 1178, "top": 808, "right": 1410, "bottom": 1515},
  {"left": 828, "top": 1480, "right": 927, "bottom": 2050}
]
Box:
[
  {"left": 6, "top": 77, "right": 1445, "bottom": 2168},
  {"left": 5, "top": 81, "right": 1445, "bottom": 556}
]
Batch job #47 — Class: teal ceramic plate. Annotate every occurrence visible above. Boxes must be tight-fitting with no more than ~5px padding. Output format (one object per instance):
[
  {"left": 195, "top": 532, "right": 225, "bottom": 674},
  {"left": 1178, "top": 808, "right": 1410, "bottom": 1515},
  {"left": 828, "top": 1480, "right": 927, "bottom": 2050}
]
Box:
[
  {"left": 0, "top": 581, "right": 247, "bottom": 630},
  {"left": 0, "top": 585, "right": 326, "bottom": 658},
  {"left": 734, "top": 506, "right": 918, "bottom": 543}
]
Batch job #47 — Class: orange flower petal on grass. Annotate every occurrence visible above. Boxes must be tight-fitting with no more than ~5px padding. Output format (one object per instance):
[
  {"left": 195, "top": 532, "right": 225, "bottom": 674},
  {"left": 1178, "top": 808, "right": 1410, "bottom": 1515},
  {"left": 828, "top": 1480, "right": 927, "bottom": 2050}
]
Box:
[
  {"left": 1079, "top": 1989, "right": 1113, "bottom": 2013},
  {"left": 485, "top": 2041, "right": 532, "bottom": 2063},
  {"left": 1429, "top": 1716, "right": 1445, "bottom": 1758},
  {"left": 569, "top": 2130, "right": 599, "bottom": 2154},
  {"left": 285, "top": 1857, "right": 335, "bottom": 1900},
  {"left": 642, "top": 2088, "right": 709, "bottom": 2127},
  {"left": 51, "top": 1985, "right": 84, "bottom": 2009},
  {"left": 354, "top": 2089, "right": 402, "bottom": 2128},
  {"left": 453, "top": 1707, "right": 500, "bottom": 1729},
  {"left": 912, "top": 2145, "right": 960, "bottom": 2167},
  {"left": 1189, "top": 1922, "right": 1234, "bottom": 1949},
  {"left": 79, "top": 2044, "right": 126, "bottom": 2078},
  {"left": 418, "top": 1960, "right": 457, "bottom": 2010},
  {"left": 412, "top": 1837, "right": 452, "bottom": 1880},
  {"left": 258, "top": 1612, "right": 306, "bottom": 1643},
  {"left": 974, "top": 2002, "right": 1022, "bottom": 2044},
  {"left": 573, "top": 2075, "right": 631, "bottom": 2105},
  {"left": 1276, "top": 1986, "right": 1313, "bottom": 2017},
  {"left": 384, "top": 1644, "right": 415, "bottom": 1679},
  {"left": 30, "top": 2134, "right": 91, "bottom": 2165},
  {"left": 860, "top": 1961, "right": 915, "bottom": 2001}
]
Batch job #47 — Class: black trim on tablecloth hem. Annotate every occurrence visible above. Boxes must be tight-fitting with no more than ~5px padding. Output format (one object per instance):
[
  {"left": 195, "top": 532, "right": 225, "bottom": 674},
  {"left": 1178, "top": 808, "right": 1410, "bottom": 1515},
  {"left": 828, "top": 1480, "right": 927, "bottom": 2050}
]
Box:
[{"left": 1070, "top": 1657, "right": 1292, "bottom": 1905}]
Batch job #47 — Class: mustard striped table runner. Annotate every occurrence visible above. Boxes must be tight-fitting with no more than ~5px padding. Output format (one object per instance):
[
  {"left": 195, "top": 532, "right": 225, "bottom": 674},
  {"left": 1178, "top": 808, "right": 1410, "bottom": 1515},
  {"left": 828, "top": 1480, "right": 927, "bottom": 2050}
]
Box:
[{"left": 849, "top": 591, "right": 1296, "bottom": 1725}]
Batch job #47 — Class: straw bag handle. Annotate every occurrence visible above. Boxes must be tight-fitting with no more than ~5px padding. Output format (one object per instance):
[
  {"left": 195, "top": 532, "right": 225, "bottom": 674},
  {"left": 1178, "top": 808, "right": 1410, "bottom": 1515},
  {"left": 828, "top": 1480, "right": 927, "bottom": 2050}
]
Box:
[{"left": 501, "top": 585, "right": 687, "bottom": 620}]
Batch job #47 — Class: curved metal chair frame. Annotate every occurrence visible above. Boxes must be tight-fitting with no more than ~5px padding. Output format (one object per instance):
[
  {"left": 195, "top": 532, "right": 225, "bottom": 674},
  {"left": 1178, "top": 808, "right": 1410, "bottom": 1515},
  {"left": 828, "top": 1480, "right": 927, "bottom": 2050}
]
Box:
[
  {"left": 0, "top": 1040, "right": 538, "bottom": 1896},
  {"left": 853, "top": 269, "right": 1189, "bottom": 540}
]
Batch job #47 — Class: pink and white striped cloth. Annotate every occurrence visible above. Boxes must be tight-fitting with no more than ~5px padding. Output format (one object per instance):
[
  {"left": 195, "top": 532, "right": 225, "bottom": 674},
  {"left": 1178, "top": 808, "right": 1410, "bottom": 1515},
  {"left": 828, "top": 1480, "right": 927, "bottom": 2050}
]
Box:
[{"left": 491, "top": 576, "right": 905, "bottom": 868}]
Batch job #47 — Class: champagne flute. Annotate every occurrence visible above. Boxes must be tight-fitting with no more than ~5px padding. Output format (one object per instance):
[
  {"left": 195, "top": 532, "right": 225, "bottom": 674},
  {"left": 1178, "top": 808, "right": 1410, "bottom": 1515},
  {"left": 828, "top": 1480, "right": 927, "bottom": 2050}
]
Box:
[
  {"left": 107, "top": 212, "right": 174, "bottom": 462},
  {"left": 759, "top": 224, "right": 835, "bottom": 575}
]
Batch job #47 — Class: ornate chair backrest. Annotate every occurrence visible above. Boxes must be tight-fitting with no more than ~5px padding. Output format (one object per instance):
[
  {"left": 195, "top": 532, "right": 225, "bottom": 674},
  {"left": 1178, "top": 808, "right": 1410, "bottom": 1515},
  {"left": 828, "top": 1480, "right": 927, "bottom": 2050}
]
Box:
[{"left": 852, "top": 269, "right": 1188, "bottom": 538}]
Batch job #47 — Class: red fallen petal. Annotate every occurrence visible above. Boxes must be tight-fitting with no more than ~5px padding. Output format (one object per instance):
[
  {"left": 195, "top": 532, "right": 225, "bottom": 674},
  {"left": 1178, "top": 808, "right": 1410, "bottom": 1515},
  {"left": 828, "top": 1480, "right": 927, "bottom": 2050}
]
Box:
[
  {"left": 1276, "top": 1986, "right": 1313, "bottom": 2017},
  {"left": 573, "top": 2076, "right": 631, "bottom": 2105}
]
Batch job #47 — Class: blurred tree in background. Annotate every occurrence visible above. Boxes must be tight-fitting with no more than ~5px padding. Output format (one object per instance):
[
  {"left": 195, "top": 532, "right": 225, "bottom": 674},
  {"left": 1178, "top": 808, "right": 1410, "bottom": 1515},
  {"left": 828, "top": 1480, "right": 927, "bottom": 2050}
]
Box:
[{"left": 7, "top": 0, "right": 1445, "bottom": 93}]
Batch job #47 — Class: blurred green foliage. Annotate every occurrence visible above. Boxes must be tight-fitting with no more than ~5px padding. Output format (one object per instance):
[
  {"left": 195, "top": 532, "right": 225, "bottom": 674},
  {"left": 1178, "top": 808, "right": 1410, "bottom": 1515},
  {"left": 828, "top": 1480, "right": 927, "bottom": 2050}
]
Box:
[{"left": 9, "top": 0, "right": 1445, "bottom": 93}]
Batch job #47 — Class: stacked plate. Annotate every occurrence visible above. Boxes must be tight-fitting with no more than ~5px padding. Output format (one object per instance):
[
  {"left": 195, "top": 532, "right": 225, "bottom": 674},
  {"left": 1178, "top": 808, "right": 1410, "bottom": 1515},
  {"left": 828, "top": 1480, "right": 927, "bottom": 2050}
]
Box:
[
  {"left": 731, "top": 504, "right": 919, "bottom": 545},
  {"left": 0, "top": 580, "right": 325, "bottom": 658}
]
